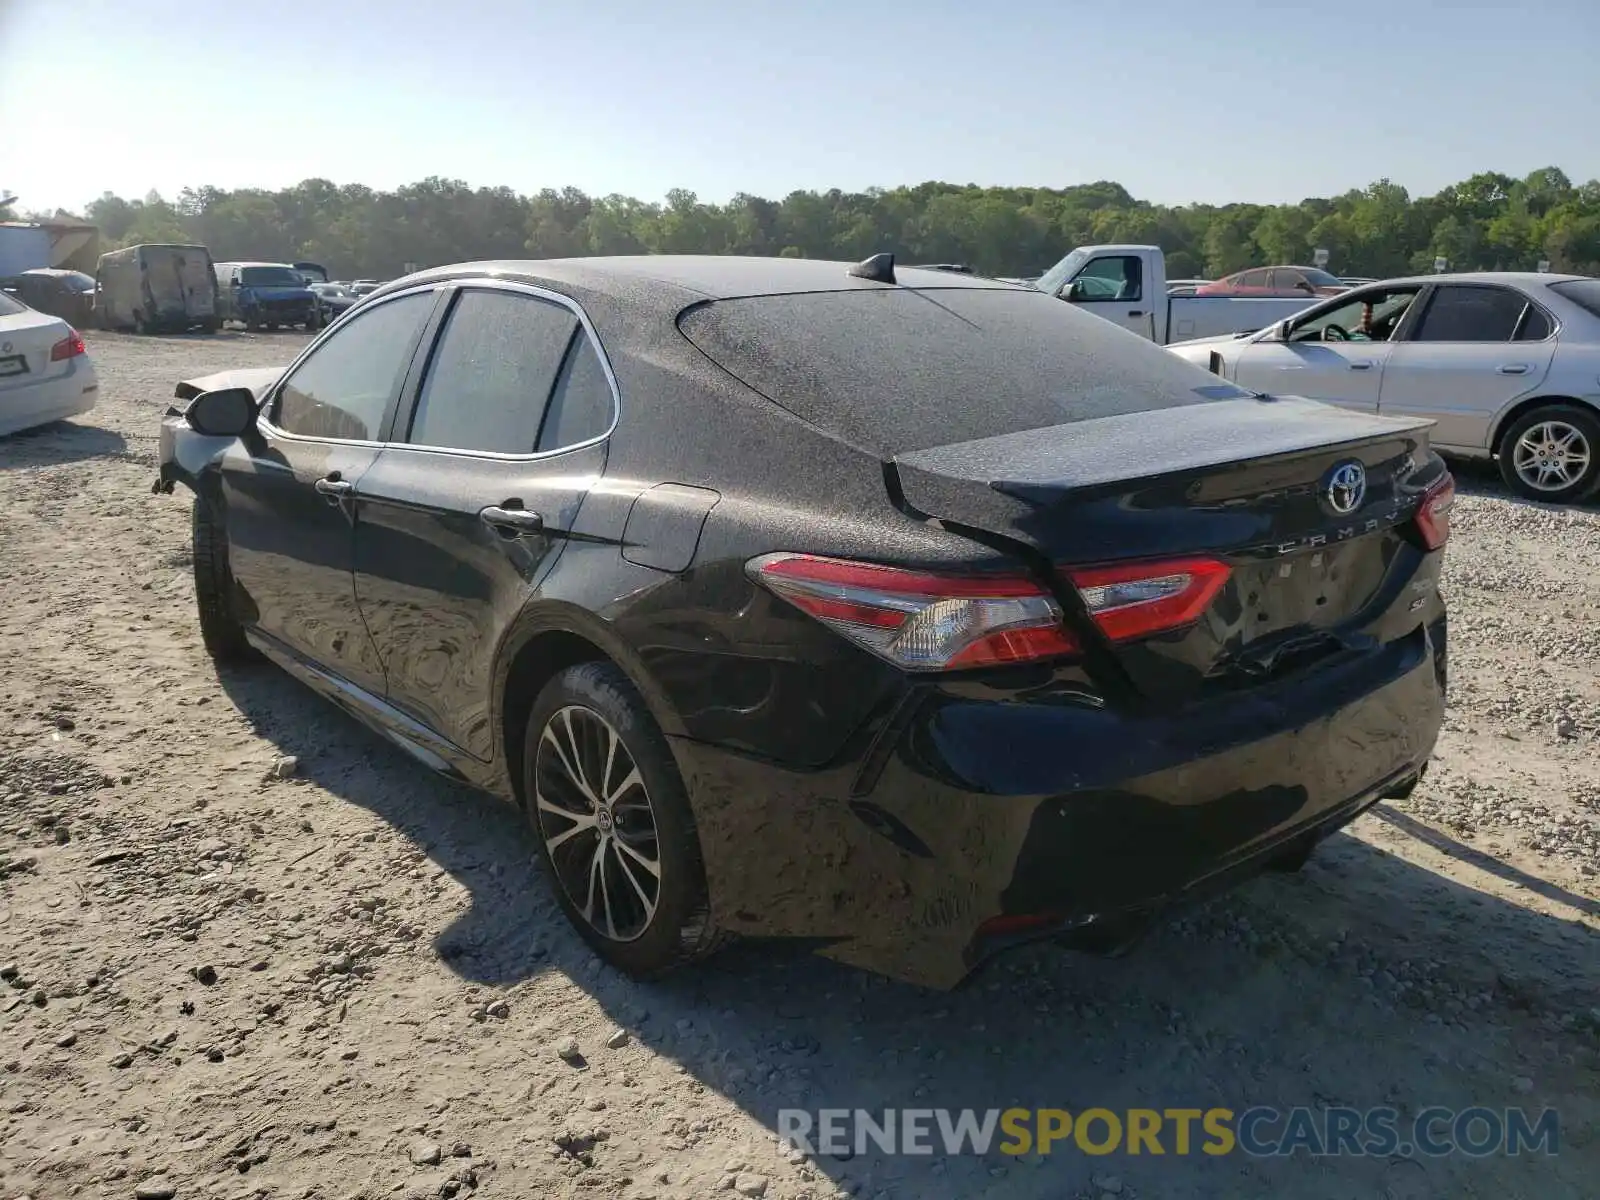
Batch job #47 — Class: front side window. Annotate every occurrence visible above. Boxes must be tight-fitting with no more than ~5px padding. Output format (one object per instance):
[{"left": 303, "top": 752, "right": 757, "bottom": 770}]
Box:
[
  {"left": 271, "top": 291, "right": 434, "bottom": 440},
  {"left": 1288, "top": 287, "right": 1420, "bottom": 343},
  {"left": 1413, "top": 286, "right": 1528, "bottom": 343},
  {"left": 406, "top": 289, "right": 578, "bottom": 454},
  {"left": 1069, "top": 256, "right": 1142, "bottom": 302}
]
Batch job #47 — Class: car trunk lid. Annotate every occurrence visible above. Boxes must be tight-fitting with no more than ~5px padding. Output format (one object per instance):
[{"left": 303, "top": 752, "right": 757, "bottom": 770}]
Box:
[
  {"left": 889, "top": 395, "right": 1442, "bottom": 703},
  {"left": 0, "top": 309, "right": 74, "bottom": 391}
]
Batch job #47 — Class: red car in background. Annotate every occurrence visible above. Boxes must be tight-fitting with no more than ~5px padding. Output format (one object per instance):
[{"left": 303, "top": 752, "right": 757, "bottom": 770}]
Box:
[{"left": 1196, "top": 266, "right": 1349, "bottom": 298}]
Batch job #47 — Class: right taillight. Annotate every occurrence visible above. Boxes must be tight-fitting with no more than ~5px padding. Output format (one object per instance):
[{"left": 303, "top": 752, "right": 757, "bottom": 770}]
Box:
[
  {"left": 1415, "top": 475, "right": 1454, "bottom": 551},
  {"left": 50, "top": 330, "right": 86, "bottom": 361},
  {"left": 747, "top": 552, "right": 1078, "bottom": 671}
]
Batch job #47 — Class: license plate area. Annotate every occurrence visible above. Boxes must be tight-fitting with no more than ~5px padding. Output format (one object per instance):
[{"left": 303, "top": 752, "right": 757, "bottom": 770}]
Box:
[
  {"left": 1230, "top": 538, "right": 1391, "bottom": 647},
  {"left": 0, "top": 355, "right": 29, "bottom": 378}
]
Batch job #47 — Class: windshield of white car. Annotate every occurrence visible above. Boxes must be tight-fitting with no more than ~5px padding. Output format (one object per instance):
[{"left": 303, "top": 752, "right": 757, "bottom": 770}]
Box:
[
  {"left": 0, "top": 291, "right": 27, "bottom": 316},
  {"left": 1033, "top": 249, "right": 1089, "bottom": 297},
  {"left": 1549, "top": 280, "right": 1600, "bottom": 321}
]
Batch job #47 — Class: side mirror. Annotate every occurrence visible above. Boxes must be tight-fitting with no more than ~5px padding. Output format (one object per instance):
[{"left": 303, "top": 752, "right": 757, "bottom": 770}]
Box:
[
  {"left": 1064, "top": 279, "right": 1087, "bottom": 301},
  {"left": 185, "top": 387, "right": 258, "bottom": 437}
]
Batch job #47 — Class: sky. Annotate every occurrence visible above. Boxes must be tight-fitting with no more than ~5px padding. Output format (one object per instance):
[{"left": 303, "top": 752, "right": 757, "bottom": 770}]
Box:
[{"left": 2, "top": 0, "right": 1597, "bottom": 215}]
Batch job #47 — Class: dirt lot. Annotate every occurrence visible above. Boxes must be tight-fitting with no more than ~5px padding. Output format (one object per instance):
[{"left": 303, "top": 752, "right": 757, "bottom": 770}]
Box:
[{"left": 1, "top": 331, "right": 1597, "bottom": 1200}]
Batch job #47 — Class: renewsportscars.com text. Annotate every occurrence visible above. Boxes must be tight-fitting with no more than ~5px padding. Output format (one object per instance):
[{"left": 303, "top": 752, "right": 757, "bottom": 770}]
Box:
[{"left": 777, "top": 1106, "right": 1559, "bottom": 1159}]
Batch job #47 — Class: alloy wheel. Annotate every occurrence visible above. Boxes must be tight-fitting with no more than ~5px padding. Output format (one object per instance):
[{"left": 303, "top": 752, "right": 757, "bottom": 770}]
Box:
[
  {"left": 534, "top": 705, "right": 661, "bottom": 942},
  {"left": 1512, "top": 420, "right": 1591, "bottom": 493}
]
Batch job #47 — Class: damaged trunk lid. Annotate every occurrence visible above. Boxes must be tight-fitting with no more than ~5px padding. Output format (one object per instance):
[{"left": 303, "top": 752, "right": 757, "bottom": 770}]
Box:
[{"left": 892, "top": 396, "right": 1444, "bottom": 703}]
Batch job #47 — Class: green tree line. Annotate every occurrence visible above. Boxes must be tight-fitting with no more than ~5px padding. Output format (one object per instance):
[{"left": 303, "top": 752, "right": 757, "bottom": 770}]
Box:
[{"left": 69, "top": 166, "right": 1600, "bottom": 282}]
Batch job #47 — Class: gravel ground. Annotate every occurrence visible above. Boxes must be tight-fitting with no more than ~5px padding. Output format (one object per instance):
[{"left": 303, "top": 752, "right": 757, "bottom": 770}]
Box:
[{"left": 1, "top": 331, "right": 1597, "bottom": 1200}]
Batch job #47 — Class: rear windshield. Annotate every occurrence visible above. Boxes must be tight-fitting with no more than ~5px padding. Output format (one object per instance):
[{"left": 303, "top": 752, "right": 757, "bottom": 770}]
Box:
[
  {"left": 240, "top": 266, "right": 305, "bottom": 287},
  {"left": 677, "top": 287, "right": 1247, "bottom": 454},
  {"left": 60, "top": 271, "right": 95, "bottom": 292},
  {"left": 1549, "top": 279, "right": 1600, "bottom": 321},
  {"left": 0, "top": 291, "right": 27, "bottom": 317}
]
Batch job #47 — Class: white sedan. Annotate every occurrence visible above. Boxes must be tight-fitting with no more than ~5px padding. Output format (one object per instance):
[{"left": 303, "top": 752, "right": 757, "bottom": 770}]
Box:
[
  {"left": 1169, "top": 273, "right": 1600, "bottom": 503},
  {"left": 0, "top": 290, "right": 99, "bottom": 437}
]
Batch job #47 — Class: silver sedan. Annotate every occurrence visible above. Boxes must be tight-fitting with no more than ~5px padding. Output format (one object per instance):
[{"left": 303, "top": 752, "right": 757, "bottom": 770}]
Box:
[{"left": 1169, "top": 273, "right": 1600, "bottom": 503}]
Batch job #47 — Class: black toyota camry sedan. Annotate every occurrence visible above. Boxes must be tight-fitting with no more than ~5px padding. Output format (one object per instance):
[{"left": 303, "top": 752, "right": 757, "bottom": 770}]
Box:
[{"left": 155, "top": 255, "right": 1452, "bottom": 988}]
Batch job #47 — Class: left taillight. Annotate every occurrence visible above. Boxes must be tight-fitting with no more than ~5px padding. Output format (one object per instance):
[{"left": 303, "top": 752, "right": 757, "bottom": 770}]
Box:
[
  {"left": 1414, "top": 474, "right": 1454, "bottom": 551},
  {"left": 747, "top": 552, "right": 1079, "bottom": 671},
  {"left": 1064, "top": 556, "right": 1232, "bottom": 643},
  {"left": 50, "top": 329, "right": 86, "bottom": 361}
]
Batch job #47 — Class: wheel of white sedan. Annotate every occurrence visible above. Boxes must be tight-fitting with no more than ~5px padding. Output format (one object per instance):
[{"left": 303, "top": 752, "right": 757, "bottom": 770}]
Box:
[{"left": 1497, "top": 404, "right": 1600, "bottom": 503}]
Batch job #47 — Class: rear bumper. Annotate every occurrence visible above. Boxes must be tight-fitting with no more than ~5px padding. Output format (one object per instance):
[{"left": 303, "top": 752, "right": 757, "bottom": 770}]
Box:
[
  {"left": 672, "top": 614, "right": 1446, "bottom": 989},
  {"left": 0, "top": 362, "right": 99, "bottom": 438}
]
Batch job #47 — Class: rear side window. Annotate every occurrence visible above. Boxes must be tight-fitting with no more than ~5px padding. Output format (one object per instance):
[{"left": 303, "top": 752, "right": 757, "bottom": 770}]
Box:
[
  {"left": 273, "top": 292, "right": 434, "bottom": 440},
  {"left": 1516, "top": 305, "right": 1553, "bottom": 341},
  {"left": 678, "top": 287, "right": 1247, "bottom": 455},
  {"left": 407, "top": 289, "right": 577, "bottom": 454},
  {"left": 1413, "top": 286, "right": 1527, "bottom": 342},
  {"left": 537, "top": 334, "right": 614, "bottom": 451}
]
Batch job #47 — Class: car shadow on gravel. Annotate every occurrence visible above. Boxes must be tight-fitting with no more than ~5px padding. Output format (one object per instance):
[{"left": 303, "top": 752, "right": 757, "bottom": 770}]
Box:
[
  {"left": 210, "top": 661, "right": 1598, "bottom": 1197},
  {"left": 210, "top": 660, "right": 580, "bottom": 984},
  {"left": 627, "top": 831, "right": 1599, "bottom": 1199},
  {"left": 0, "top": 421, "right": 127, "bottom": 469},
  {"left": 1370, "top": 804, "right": 1599, "bottom": 918}
]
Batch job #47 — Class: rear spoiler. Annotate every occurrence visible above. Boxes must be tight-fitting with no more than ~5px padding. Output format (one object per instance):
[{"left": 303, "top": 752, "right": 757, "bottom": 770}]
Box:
[{"left": 893, "top": 396, "right": 1436, "bottom": 521}]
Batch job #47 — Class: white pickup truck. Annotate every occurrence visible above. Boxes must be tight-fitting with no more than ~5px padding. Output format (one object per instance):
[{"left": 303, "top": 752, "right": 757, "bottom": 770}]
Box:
[{"left": 1033, "top": 244, "right": 1324, "bottom": 344}]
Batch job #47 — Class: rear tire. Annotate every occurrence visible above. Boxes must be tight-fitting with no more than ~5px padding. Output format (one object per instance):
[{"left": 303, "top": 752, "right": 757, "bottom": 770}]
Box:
[
  {"left": 192, "top": 495, "right": 253, "bottom": 663},
  {"left": 1497, "top": 404, "right": 1600, "bottom": 503},
  {"left": 523, "top": 661, "right": 728, "bottom": 978}
]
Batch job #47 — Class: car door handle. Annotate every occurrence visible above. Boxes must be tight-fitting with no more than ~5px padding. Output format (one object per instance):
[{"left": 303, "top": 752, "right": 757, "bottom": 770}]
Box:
[
  {"left": 1497, "top": 363, "right": 1530, "bottom": 375},
  {"left": 313, "top": 475, "right": 353, "bottom": 496},
  {"left": 1348, "top": 362, "right": 1373, "bottom": 371},
  {"left": 479, "top": 504, "right": 544, "bottom": 537},
  {"left": 1127, "top": 310, "right": 1144, "bottom": 318}
]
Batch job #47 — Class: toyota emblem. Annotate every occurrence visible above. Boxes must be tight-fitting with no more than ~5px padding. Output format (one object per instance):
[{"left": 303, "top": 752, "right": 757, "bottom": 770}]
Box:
[{"left": 1324, "top": 461, "right": 1367, "bottom": 515}]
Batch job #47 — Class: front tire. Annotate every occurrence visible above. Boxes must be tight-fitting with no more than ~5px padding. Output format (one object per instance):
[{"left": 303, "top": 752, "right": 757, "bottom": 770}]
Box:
[
  {"left": 1497, "top": 404, "right": 1600, "bottom": 503},
  {"left": 191, "top": 496, "right": 253, "bottom": 662},
  {"left": 523, "top": 661, "right": 726, "bottom": 978}
]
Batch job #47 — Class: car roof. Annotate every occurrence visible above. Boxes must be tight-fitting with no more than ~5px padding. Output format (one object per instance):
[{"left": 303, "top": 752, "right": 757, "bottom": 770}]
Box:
[
  {"left": 385, "top": 254, "right": 1019, "bottom": 306},
  {"left": 1348, "top": 272, "right": 1589, "bottom": 288}
]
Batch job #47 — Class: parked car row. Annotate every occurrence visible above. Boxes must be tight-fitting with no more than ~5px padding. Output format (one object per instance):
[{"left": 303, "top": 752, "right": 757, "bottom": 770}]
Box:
[
  {"left": 0, "top": 246, "right": 393, "bottom": 335},
  {"left": 154, "top": 251, "right": 1456, "bottom": 989}
]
